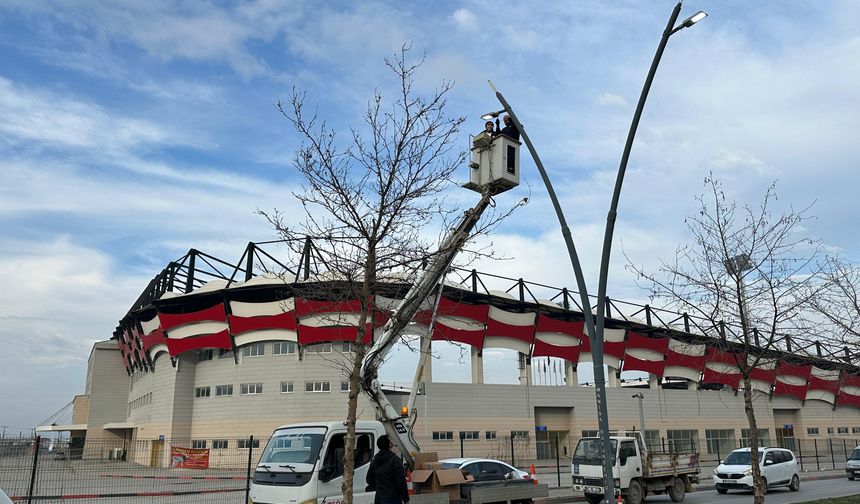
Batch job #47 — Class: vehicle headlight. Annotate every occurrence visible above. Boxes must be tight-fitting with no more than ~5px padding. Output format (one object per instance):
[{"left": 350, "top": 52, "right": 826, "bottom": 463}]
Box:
[
  {"left": 744, "top": 468, "right": 753, "bottom": 476},
  {"left": 713, "top": 468, "right": 718, "bottom": 476}
]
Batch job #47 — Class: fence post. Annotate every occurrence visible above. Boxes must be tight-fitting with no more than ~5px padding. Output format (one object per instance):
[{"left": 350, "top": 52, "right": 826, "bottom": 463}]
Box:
[
  {"left": 798, "top": 441, "right": 804, "bottom": 471},
  {"left": 844, "top": 439, "right": 848, "bottom": 460},
  {"left": 27, "top": 435, "right": 41, "bottom": 504},
  {"left": 511, "top": 436, "right": 516, "bottom": 467},
  {"left": 830, "top": 438, "right": 836, "bottom": 469},
  {"left": 814, "top": 439, "right": 820, "bottom": 471},
  {"left": 245, "top": 435, "right": 254, "bottom": 504},
  {"left": 555, "top": 434, "right": 561, "bottom": 487},
  {"left": 460, "top": 434, "right": 464, "bottom": 458}
]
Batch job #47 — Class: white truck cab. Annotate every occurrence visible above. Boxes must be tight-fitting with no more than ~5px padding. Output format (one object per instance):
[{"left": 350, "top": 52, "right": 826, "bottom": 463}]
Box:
[{"left": 249, "top": 421, "right": 386, "bottom": 504}]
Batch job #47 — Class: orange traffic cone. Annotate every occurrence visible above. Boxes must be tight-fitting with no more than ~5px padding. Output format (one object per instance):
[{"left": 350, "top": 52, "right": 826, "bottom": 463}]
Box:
[
  {"left": 529, "top": 463, "right": 537, "bottom": 484},
  {"left": 617, "top": 493, "right": 623, "bottom": 504}
]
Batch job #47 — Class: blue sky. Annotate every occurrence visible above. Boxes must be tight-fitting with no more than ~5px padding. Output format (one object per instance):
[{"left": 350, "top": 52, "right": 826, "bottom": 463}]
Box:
[{"left": 1, "top": 0, "right": 859, "bottom": 434}]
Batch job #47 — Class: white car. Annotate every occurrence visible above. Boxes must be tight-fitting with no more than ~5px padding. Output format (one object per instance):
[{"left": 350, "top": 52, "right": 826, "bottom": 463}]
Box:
[
  {"left": 439, "top": 458, "right": 531, "bottom": 482},
  {"left": 846, "top": 446, "right": 860, "bottom": 480},
  {"left": 713, "top": 447, "right": 800, "bottom": 494}
]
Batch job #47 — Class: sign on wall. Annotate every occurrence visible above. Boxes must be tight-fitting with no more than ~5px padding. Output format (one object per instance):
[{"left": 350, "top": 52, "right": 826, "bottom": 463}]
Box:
[{"left": 170, "top": 446, "right": 210, "bottom": 469}]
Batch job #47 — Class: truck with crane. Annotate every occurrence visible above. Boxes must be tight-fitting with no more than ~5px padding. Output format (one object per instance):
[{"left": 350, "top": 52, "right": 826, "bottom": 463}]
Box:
[{"left": 248, "top": 132, "right": 543, "bottom": 504}]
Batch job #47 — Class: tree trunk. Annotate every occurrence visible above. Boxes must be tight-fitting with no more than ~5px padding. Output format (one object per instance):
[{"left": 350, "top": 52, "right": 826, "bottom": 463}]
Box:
[
  {"left": 742, "top": 375, "right": 764, "bottom": 504},
  {"left": 342, "top": 339, "right": 369, "bottom": 504}
]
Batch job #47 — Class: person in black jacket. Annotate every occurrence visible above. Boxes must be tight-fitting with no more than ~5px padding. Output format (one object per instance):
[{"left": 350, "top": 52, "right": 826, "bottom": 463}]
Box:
[
  {"left": 366, "top": 435, "right": 409, "bottom": 504},
  {"left": 495, "top": 114, "right": 520, "bottom": 141}
]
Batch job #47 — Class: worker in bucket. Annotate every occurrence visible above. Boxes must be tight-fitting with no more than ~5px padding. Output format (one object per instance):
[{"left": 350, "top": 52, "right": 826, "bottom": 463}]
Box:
[{"left": 366, "top": 435, "right": 410, "bottom": 504}]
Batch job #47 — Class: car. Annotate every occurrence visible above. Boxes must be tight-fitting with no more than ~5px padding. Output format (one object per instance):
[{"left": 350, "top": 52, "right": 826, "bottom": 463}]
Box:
[
  {"left": 846, "top": 446, "right": 860, "bottom": 480},
  {"left": 0, "top": 488, "right": 13, "bottom": 504},
  {"left": 713, "top": 447, "right": 800, "bottom": 494},
  {"left": 438, "top": 458, "right": 531, "bottom": 482}
]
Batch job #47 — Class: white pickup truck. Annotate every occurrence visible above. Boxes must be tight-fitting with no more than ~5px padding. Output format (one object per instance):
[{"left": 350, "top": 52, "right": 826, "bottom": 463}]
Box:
[{"left": 571, "top": 432, "right": 699, "bottom": 504}]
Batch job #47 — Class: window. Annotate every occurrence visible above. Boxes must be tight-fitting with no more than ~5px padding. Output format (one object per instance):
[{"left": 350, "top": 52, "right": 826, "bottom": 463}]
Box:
[
  {"left": 281, "top": 381, "right": 294, "bottom": 393},
  {"left": 781, "top": 450, "right": 794, "bottom": 462},
  {"left": 341, "top": 341, "right": 356, "bottom": 353},
  {"left": 241, "top": 383, "right": 263, "bottom": 395},
  {"left": 198, "top": 349, "right": 214, "bottom": 361},
  {"left": 705, "top": 429, "right": 736, "bottom": 456},
  {"left": 666, "top": 429, "right": 699, "bottom": 453},
  {"left": 644, "top": 430, "right": 661, "bottom": 452},
  {"left": 486, "top": 431, "right": 497, "bottom": 440},
  {"left": 433, "top": 431, "right": 453, "bottom": 441},
  {"left": 306, "top": 343, "right": 332, "bottom": 353},
  {"left": 460, "top": 431, "right": 479, "bottom": 440},
  {"left": 853, "top": 427, "right": 860, "bottom": 434},
  {"left": 838, "top": 427, "right": 849, "bottom": 434},
  {"left": 319, "top": 433, "right": 375, "bottom": 480},
  {"left": 827, "top": 427, "right": 835, "bottom": 434},
  {"left": 273, "top": 341, "right": 297, "bottom": 355},
  {"left": 242, "top": 343, "right": 266, "bottom": 357},
  {"left": 216, "top": 384, "right": 233, "bottom": 396},
  {"left": 195, "top": 386, "right": 210, "bottom": 398},
  {"left": 238, "top": 439, "right": 260, "bottom": 449},
  {"left": 305, "top": 381, "right": 331, "bottom": 392},
  {"left": 506, "top": 145, "right": 516, "bottom": 174},
  {"left": 619, "top": 441, "right": 637, "bottom": 466},
  {"left": 511, "top": 431, "right": 530, "bottom": 439},
  {"left": 213, "top": 440, "right": 228, "bottom": 450},
  {"left": 740, "top": 429, "right": 770, "bottom": 448},
  {"left": 807, "top": 427, "right": 820, "bottom": 435},
  {"left": 218, "top": 349, "right": 234, "bottom": 360},
  {"left": 581, "top": 430, "right": 598, "bottom": 438},
  {"left": 340, "top": 381, "right": 350, "bottom": 392},
  {"left": 191, "top": 440, "right": 207, "bottom": 449}
]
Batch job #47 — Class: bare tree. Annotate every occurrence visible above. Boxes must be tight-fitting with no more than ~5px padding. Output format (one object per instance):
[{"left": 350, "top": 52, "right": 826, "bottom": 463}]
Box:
[
  {"left": 261, "top": 45, "right": 520, "bottom": 504},
  {"left": 627, "top": 175, "right": 822, "bottom": 504},
  {"left": 807, "top": 258, "right": 860, "bottom": 354}
]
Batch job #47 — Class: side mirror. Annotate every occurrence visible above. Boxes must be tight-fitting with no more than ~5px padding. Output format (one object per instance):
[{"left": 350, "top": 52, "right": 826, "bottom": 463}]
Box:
[{"left": 719, "top": 459, "right": 724, "bottom": 465}]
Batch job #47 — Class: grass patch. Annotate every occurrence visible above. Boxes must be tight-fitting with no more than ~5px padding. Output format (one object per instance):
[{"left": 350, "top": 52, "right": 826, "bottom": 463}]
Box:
[{"left": 798, "top": 497, "right": 860, "bottom": 504}]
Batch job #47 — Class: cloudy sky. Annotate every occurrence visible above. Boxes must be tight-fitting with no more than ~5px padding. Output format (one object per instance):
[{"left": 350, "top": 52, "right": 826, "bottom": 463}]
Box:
[{"left": 1, "top": 0, "right": 859, "bottom": 434}]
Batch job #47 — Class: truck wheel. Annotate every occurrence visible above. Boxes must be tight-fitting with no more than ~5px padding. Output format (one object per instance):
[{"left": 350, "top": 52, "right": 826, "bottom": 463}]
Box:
[
  {"left": 626, "top": 480, "right": 644, "bottom": 504},
  {"left": 668, "top": 477, "right": 686, "bottom": 502},
  {"left": 584, "top": 493, "right": 603, "bottom": 504}
]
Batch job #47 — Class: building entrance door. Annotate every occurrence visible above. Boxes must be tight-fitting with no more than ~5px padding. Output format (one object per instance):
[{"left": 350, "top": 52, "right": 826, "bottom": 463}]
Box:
[
  {"left": 150, "top": 440, "right": 164, "bottom": 467},
  {"left": 535, "top": 430, "right": 568, "bottom": 459}
]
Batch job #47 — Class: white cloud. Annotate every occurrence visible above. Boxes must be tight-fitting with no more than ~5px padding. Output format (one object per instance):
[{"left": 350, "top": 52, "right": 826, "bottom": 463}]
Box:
[
  {"left": 451, "top": 9, "right": 478, "bottom": 32},
  {"left": 595, "top": 92, "right": 629, "bottom": 108}
]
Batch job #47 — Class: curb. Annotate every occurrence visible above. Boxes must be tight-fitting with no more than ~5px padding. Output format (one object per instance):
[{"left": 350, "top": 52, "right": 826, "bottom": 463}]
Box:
[{"left": 9, "top": 487, "right": 245, "bottom": 501}]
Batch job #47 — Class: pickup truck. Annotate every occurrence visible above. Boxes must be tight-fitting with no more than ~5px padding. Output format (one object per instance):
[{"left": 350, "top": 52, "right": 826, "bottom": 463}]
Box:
[{"left": 571, "top": 432, "right": 699, "bottom": 504}]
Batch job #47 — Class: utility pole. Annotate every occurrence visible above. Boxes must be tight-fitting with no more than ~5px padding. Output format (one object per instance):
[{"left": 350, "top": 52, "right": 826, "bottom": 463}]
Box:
[
  {"left": 632, "top": 394, "right": 645, "bottom": 434},
  {"left": 1, "top": 425, "right": 7, "bottom": 439}
]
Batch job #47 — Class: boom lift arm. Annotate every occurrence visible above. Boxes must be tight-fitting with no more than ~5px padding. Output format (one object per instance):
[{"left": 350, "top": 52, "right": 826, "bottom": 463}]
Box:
[{"left": 360, "top": 191, "right": 494, "bottom": 468}]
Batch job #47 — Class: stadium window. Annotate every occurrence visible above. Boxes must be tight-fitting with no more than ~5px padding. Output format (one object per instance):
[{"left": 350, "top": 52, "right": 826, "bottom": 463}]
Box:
[
  {"left": 341, "top": 341, "right": 356, "bottom": 353},
  {"left": 705, "top": 429, "right": 736, "bottom": 455},
  {"left": 242, "top": 343, "right": 266, "bottom": 357},
  {"left": 191, "top": 440, "right": 207, "bottom": 449},
  {"left": 281, "top": 381, "right": 294, "bottom": 393},
  {"left": 216, "top": 384, "right": 233, "bottom": 397},
  {"left": 238, "top": 439, "right": 260, "bottom": 449},
  {"left": 218, "top": 349, "right": 234, "bottom": 360},
  {"left": 198, "top": 349, "right": 214, "bottom": 361},
  {"left": 306, "top": 343, "right": 332, "bottom": 353},
  {"left": 273, "top": 341, "right": 297, "bottom": 355},
  {"left": 839, "top": 427, "right": 849, "bottom": 435},
  {"left": 511, "top": 431, "right": 530, "bottom": 439},
  {"left": 644, "top": 430, "right": 662, "bottom": 452},
  {"left": 740, "top": 429, "right": 770, "bottom": 447},
  {"left": 853, "top": 427, "right": 860, "bottom": 434},
  {"left": 240, "top": 383, "right": 263, "bottom": 395},
  {"left": 460, "top": 431, "right": 479, "bottom": 440},
  {"left": 213, "top": 440, "right": 228, "bottom": 450},
  {"left": 432, "top": 431, "right": 453, "bottom": 441},
  {"left": 807, "top": 427, "right": 820, "bottom": 435},
  {"left": 195, "top": 386, "right": 210, "bottom": 398},
  {"left": 305, "top": 381, "right": 331, "bottom": 393},
  {"left": 827, "top": 427, "right": 835, "bottom": 434},
  {"left": 666, "top": 429, "right": 699, "bottom": 453},
  {"left": 486, "top": 431, "right": 497, "bottom": 440},
  {"left": 581, "top": 430, "right": 598, "bottom": 438}
]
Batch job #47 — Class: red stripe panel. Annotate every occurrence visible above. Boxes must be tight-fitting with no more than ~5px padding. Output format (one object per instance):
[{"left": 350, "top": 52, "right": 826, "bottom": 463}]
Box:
[
  {"left": 702, "top": 367, "right": 741, "bottom": 389},
  {"left": 295, "top": 298, "right": 363, "bottom": 317},
  {"left": 844, "top": 374, "right": 860, "bottom": 388},
  {"left": 666, "top": 349, "right": 706, "bottom": 371},
  {"left": 297, "top": 324, "right": 373, "bottom": 345},
  {"left": 159, "top": 304, "right": 227, "bottom": 331},
  {"left": 579, "top": 335, "right": 626, "bottom": 359},
  {"left": 485, "top": 318, "right": 535, "bottom": 343},
  {"left": 141, "top": 329, "right": 167, "bottom": 351},
  {"left": 229, "top": 312, "right": 297, "bottom": 335},
  {"left": 166, "top": 330, "right": 232, "bottom": 356},
  {"left": 778, "top": 361, "right": 812, "bottom": 379},
  {"left": 706, "top": 348, "right": 739, "bottom": 366},
  {"left": 622, "top": 353, "right": 666, "bottom": 377},
  {"left": 430, "top": 324, "right": 485, "bottom": 348},
  {"left": 535, "top": 315, "right": 583, "bottom": 337},
  {"left": 748, "top": 366, "right": 777, "bottom": 384},
  {"left": 434, "top": 297, "right": 490, "bottom": 321},
  {"left": 531, "top": 338, "right": 580, "bottom": 363},
  {"left": 625, "top": 331, "right": 668, "bottom": 354},
  {"left": 808, "top": 375, "right": 841, "bottom": 394},
  {"left": 773, "top": 380, "right": 807, "bottom": 400},
  {"left": 839, "top": 393, "right": 860, "bottom": 408}
]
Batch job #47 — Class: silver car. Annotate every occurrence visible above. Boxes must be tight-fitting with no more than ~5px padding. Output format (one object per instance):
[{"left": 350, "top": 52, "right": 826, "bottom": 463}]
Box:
[
  {"left": 846, "top": 446, "right": 860, "bottom": 480},
  {"left": 439, "top": 458, "right": 531, "bottom": 482}
]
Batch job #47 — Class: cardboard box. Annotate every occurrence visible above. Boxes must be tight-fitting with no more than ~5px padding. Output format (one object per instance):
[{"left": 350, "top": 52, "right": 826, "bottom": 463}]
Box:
[
  {"left": 412, "top": 468, "right": 470, "bottom": 501},
  {"left": 413, "top": 452, "right": 438, "bottom": 469}
]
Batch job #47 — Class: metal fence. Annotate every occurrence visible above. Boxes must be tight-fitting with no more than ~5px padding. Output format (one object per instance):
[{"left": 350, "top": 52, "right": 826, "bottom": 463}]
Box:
[{"left": 0, "top": 436, "right": 261, "bottom": 503}]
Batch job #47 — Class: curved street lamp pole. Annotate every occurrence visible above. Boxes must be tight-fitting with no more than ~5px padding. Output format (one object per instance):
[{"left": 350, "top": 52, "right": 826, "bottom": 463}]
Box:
[{"left": 490, "top": 2, "right": 706, "bottom": 503}]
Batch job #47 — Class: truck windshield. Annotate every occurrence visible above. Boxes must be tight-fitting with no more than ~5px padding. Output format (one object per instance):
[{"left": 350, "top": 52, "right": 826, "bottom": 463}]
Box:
[
  {"left": 259, "top": 427, "right": 326, "bottom": 468},
  {"left": 723, "top": 451, "right": 763, "bottom": 465},
  {"left": 850, "top": 448, "right": 860, "bottom": 461},
  {"left": 573, "top": 439, "right": 618, "bottom": 465}
]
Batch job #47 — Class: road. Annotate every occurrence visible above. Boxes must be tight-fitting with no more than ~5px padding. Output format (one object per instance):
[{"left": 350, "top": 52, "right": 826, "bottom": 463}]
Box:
[{"left": 613, "top": 479, "right": 860, "bottom": 504}]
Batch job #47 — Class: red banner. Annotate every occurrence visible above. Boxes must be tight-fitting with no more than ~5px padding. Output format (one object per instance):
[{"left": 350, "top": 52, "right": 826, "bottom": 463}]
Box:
[{"left": 170, "top": 446, "right": 210, "bottom": 469}]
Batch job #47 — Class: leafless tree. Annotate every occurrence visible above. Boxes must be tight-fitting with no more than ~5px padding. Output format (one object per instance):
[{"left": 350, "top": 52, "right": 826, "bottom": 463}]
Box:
[
  {"left": 260, "top": 45, "right": 522, "bottom": 504},
  {"left": 806, "top": 258, "right": 860, "bottom": 355},
  {"left": 626, "top": 175, "right": 823, "bottom": 504}
]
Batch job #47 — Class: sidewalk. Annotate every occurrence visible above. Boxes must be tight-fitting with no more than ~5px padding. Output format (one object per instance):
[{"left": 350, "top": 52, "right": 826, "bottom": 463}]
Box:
[{"left": 534, "top": 468, "right": 847, "bottom": 504}]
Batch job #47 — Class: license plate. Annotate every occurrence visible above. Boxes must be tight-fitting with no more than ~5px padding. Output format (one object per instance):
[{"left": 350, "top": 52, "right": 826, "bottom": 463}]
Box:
[
  {"left": 722, "top": 481, "right": 738, "bottom": 485},
  {"left": 586, "top": 486, "right": 603, "bottom": 493}
]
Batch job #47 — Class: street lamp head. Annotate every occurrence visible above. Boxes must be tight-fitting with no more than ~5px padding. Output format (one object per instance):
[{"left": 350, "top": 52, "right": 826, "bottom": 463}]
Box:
[
  {"left": 682, "top": 11, "right": 707, "bottom": 28},
  {"left": 632, "top": 393, "right": 644, "bottom": 399},
  {"left": 480, "top": 109, "right": 505, "bottom": 121}
]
